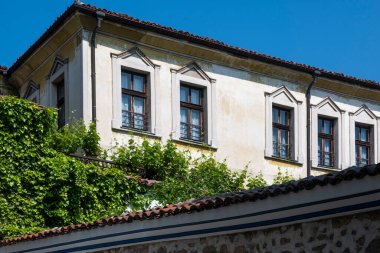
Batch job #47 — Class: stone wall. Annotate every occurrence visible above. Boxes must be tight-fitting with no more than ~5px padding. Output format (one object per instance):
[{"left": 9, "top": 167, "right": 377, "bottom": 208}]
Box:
[{"left": 93, "top": 210, "right": 380, "bottom": 253}]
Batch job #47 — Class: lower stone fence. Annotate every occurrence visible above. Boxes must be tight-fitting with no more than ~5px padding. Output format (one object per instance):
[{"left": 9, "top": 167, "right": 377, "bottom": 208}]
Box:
[{"left": 94, "top": 210, "right": 380, "bottom": 253}]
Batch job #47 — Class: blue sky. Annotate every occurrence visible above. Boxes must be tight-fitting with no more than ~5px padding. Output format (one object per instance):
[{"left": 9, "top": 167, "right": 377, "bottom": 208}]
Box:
[{"left": 1, "top": 0, "right": 379, "bottom": 82}]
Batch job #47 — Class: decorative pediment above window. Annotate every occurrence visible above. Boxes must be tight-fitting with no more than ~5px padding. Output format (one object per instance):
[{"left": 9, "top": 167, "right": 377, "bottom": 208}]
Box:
[
  {"left": 265, "top": 86, "right": 302, "bottom": 106},
  {"left": 111, "top": 47, "right": 157, "bottom": 68},
  {"left": 314, "top": 97, "right": 343, "bottom": 116},
  {"left": 176, "top": 62, "right": 214, "bottom": 83},
  {"left": 23, "top": 81, "right": 40, "bottom": 103},
  {"left": 350, "top": 105, "right": 377, "bottom": 121},
  {"left": 23, "top": 81, "right": 39, "bottom": 99},
  {"left": 49, "top": 56, "right": 67, "bottom": 77}
]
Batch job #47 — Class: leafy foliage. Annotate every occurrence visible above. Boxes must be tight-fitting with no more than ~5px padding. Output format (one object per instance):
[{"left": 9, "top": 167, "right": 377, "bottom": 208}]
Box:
[
  {"left": 247, "top": 171, "right": 267, "bottom": 189},
  {"left": 0, "top": 96, "right": 296, "bottom": 239},
  {"left": 273, "top": 168, "right": 296, "bottom": 185},
  {"left": 0, "top": 97, "right": 143, "bottom": 239},
  {"left": 51, "top": 120, "right": 101, "bottom": 157},
  {"left": 150, "top": 156, "right": 248, "bottom": 205},
  {"left": 111, "top": 139, "right": 189, "bottom": 180}
]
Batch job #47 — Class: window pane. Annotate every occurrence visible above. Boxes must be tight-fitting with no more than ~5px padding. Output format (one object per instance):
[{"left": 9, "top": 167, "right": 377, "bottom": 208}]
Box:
[
  {"left": 272, "top": 127, "right": 278, "bottom": 157},
  {"left": 122, "top": 94, "right": 131, "bottom": 111},
  {"left": 191, "top": 110, "right": 201, "bottom": 126},
  {"left": 133, "top": 75, "right": 144, "bottom": 92},
  {"left": 57, "top": 83, "right": 64, "bottom": 100},
  {"left": 324, "top": 139, "right": 331, "bottom": 153},
  {"left": 280, "top": 110, "right": 288, "bottom": 125},
  {"left": 318, "top": 119, "right": 322, "bottom": 134},
  {"left": 134, "top": 97, "right": 145, "bottom": 129},
  {"left": 272, "top": 128, "right": 278, "bottom": 142},
  {"left": 280, "top": 129, "right": 289, "bottom": 158},
  {"left": 180, "top": 108, "right": 188, "bottom": 123},
  {"left": 280, "top": 129, "right": 288, "bottom": 145},
  {"left": 362, "top": 147, "right": 368, "bottom": 160},
  {"left": 361, "top": 128, "right": 369, "bottom": 142},
  {"left": 355, "top": 127, "right": 359, "bottom": 140},
  {"left": 180, "top": 108, "right": 189, "bottom": 139},
  {"left": 180, "top": 86, "right": 189, "bottom": 102},
  {"left": 272, "top": 108, "right": 278, "bottom": 123},
  {"left": 134, "top": 97, "right": 144, "bottom": 114},
  {"left": 122, "top": 94, "right": 132, "bottom": 127},
  {"left": 121, "top": 72, "right": 131, "bottom": 89},
  {"left": 324, "top": 153, "right": 331, "bottom": 166},
  {"left": 324, "top": 120, "right": 332, "bottom": 134},
  {"left": 191, "top": 110, "right": 201, "bottom": 141},
  {"left": 191, "top": 89, "right": 201, "bottom": 105}
]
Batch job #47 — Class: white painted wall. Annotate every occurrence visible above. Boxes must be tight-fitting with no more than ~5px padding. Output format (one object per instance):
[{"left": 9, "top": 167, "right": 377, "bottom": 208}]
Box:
[{"left": 23, "top": 30, "right": 380, "bottom": 182}]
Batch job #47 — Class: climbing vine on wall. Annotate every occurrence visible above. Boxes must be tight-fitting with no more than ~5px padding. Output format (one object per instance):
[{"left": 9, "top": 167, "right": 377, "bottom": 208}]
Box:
[{"left": 0, "top": 96, "right": 295, "bottom": 240}]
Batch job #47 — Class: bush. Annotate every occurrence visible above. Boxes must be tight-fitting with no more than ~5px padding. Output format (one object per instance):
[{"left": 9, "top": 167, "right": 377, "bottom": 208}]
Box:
[
  {"left": 0, "top": 96, "right": 298, "bottom": 239},
  {"left": 0, "top": 97, "right": 145, "bottom": 239},
  {"left": 51, "top": 120, "right": 101, "bottom": 157},
  {"left": 111, "top": 139, "right": 189, "bottom": 180},
  {"left": 273, "top": 168, "right": 296, "bottom": 185}
]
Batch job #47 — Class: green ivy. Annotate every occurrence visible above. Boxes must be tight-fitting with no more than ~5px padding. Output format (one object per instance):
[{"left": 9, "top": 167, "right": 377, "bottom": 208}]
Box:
[
  {"left": 0, "top": 96, "right": 296, "bottom": 239},
  {"left": 0, "top": 97, "right": 144, "bottom": 239}
]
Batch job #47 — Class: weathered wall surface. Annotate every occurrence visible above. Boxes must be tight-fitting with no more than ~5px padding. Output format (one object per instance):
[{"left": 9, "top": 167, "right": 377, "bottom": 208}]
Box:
[
  {"left": 9, "top": 14, "right": 380, "bottom": 182},
  {"left": 93, "top": 210, "right": 380, "bottom": 253},
  {"left": 91, "top": 30, "right": 380, "bottom": 182}
]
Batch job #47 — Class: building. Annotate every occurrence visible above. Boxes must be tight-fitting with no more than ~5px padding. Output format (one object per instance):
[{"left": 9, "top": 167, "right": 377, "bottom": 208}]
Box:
[
  {"left": 2, "top": 2, "right": 380, "bottom": 180},
  {"left": 0, "top": 66, "right": 16, "bottom": 96}
]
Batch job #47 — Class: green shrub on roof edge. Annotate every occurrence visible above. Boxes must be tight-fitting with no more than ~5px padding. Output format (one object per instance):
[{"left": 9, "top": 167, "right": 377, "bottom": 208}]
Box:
[{"left": 0, "top": 96, "right": 294, "bottom": 240}]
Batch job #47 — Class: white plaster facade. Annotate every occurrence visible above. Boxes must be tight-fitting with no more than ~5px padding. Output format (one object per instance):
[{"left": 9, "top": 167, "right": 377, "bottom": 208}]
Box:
[{"left": 7, "top": 10, "right": 380, "bottom": 182}]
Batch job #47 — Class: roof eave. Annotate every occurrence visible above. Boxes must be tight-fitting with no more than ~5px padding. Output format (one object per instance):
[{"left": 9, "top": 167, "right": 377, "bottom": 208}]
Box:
[{"left": 6, "top": 3, "right": 380, "bottom": 91}]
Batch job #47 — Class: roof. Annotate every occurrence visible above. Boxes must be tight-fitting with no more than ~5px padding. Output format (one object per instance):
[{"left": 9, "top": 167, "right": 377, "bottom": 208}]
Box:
[
  {"left": 1, "top": 162, "right": 379, "bottom": 247},
  {"left": 0, "top": 66, "right": 7, "bottom": 75},
  {"left": 6, "top": 2, "right": 380, "bottom": 91}
]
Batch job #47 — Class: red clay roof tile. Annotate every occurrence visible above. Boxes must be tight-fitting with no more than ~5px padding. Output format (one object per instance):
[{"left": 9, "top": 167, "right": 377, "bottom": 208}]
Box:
[{"left": 1, "top": 163, "right": 378, "bottom": 247}]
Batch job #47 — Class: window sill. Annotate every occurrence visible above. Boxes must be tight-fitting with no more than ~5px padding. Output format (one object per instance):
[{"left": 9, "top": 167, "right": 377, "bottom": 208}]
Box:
[
  {"left": 112, "top": 127, "right": 161, "bottom": 140},
  {"left": 264, "top": 156, "right": 303, "bottom": 167},
  {"left": 172, "top": 138, "right": 217, "bottom": 151},
  {"left": 312, "top": 166, "right": 341, "bottom": 173}
]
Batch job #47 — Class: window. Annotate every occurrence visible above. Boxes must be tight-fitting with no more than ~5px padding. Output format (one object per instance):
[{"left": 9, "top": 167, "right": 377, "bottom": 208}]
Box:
[
  {"left": 24, "top": 81, "right": 39, "bottom": 104},
  {"left": 180, "top": 84, "right": 204, "bottom": 142},
  {"left": 272, "top": 107, "right": 291, "bottom": 159},
  {"left": 265, "top": 87, "right": 302, "bottom": 163},
  {"left": 171, "top": 62, "right": 216, "bottom": 147},
  {"left": 355, "top": 125, "right": 371, "bottom": 167},
  {"left": 56, "top": 80, "right": 65, "bottom": 128},
  {"left": 349, "top": 105, "right": 378, "bottom": 167},
  {"left": 121, "top": 71, "right": 148, "bottom": 131},
  {"left": 318, "top": 117, "right": 335, "bottom": 167}
]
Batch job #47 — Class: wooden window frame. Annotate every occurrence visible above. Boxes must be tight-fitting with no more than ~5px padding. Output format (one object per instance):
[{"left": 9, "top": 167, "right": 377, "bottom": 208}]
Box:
[
  {"left": 272, "top": 106, "right": 291, "bottom": 159},
  {"left": 121, "top": 70, "right": 149, "bottom": 131},
  {"left": 355, "top": 124, "right": 371, "bottom": 167},
  {"left": 180, "top": 84, "right": 205, "bottom": 142},
  {"left": 318, "top": 117, "right": 335, "bottom": 167}
]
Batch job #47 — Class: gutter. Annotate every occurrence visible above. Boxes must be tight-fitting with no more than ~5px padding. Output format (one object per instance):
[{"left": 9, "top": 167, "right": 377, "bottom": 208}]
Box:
[
  {"left": 306, "top": 70, "right": 321, "bottom": 177},
  {"left": 90, "top": 10, "right": 105, "bottom": 123}
]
